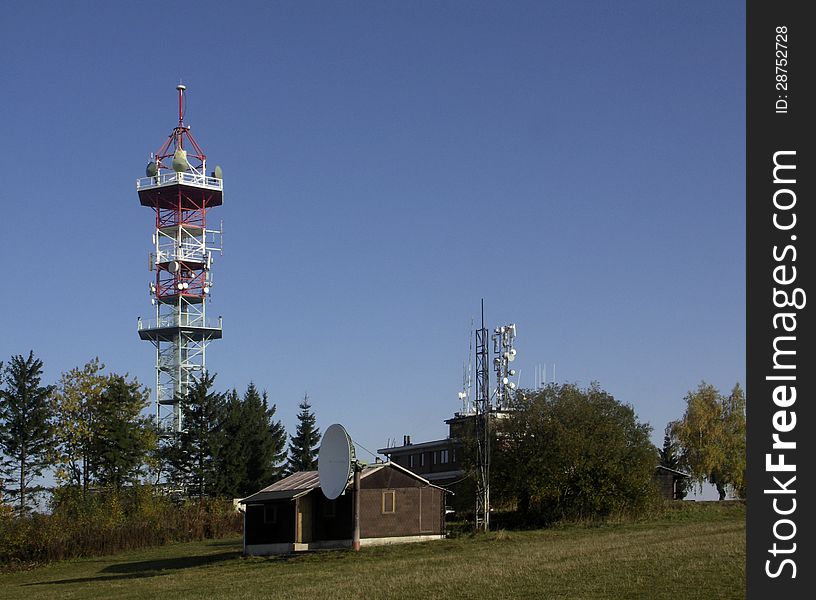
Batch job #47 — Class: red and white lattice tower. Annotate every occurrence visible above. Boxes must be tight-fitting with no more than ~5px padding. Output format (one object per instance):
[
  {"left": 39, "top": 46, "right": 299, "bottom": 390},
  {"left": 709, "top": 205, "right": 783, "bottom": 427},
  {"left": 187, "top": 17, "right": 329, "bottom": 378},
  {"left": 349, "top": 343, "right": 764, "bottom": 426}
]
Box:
[{"left": 136, "top": 85, "right": 223, "bottom": 433}]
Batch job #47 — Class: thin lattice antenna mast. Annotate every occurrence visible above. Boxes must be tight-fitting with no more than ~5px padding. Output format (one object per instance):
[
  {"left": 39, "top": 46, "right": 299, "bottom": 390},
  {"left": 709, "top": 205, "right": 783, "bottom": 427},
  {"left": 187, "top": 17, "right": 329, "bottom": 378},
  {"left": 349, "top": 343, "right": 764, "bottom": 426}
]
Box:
[
  {"left": 459, "top": 318, "right": 475, "bottom": 414},
  {"left": 474, "top": 300, "right": 490, "bottom": 531}
]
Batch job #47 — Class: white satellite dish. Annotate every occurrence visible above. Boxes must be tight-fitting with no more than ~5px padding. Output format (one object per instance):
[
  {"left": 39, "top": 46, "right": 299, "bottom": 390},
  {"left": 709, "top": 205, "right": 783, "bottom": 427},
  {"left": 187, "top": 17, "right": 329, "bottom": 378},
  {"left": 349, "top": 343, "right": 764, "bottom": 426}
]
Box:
[{"left": 318, "top": 424, "right": 356, "bottom": 500}]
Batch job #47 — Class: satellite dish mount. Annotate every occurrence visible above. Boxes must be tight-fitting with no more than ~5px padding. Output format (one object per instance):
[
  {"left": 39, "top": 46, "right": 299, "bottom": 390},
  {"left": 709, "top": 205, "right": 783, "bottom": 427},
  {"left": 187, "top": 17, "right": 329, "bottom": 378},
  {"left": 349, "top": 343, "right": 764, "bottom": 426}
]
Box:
[{"left": 318, "top": 424, "right": 365, "bottom": 551}]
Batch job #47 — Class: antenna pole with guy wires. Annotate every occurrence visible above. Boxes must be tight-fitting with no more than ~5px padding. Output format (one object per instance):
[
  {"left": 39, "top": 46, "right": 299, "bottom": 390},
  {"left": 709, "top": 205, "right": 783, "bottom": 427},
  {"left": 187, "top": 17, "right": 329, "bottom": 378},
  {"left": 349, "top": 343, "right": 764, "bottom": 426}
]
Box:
[{"left": 136, "top": 84, "right": 224, "bottom": 434}]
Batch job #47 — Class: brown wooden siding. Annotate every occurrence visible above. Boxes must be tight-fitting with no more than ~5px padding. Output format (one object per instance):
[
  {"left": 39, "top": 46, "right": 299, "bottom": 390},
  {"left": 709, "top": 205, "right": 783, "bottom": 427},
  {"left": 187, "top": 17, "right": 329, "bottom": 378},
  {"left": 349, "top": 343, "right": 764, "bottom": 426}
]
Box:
[
  {"left": 362, "top": 465, "right": 423, "bottom": 490},
  {"left": 358, "top": 486, "right": 445, "bottom": 537}
]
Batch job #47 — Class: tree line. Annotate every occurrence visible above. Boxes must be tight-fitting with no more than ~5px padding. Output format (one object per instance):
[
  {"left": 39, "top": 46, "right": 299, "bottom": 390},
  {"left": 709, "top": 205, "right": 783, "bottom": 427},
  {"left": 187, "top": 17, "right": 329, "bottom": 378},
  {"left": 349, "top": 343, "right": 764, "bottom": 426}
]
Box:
[
  {"left": 466, "top": 379, "right": 745, "bottom": 526},
  {"left": 0, "top": 351, "right": 323, "bottom": 515},
  {"left": 2, "top": 349, "right": 745, "bottom": 524}
]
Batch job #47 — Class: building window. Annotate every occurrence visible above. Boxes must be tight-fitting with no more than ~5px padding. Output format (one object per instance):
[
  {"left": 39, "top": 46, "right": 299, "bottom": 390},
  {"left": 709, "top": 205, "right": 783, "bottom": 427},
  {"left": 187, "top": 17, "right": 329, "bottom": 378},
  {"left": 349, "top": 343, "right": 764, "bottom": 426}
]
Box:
[
  {"left": 419, "top": 453, "right": 425, "bottom": 467},
  {"left": 432, "top": 451, "right": 437, "bottom": 465},
  {"left": 324, "top": 500, "right": 336, "bottom": 518},
  {"left": 440, "top": 449, "right": 449, "bottom": 464},
  {"left": 263, "top": 505, "right": 277, "bottom": 524},
  {"left": 452, "top": 447, "right": 457, "bottom": 463},
  {"left": 409, "top": 454, "right": 415, "bottom": 468},
  {"left": 382, "top": 490, "right": 396, "bottom": 514}
]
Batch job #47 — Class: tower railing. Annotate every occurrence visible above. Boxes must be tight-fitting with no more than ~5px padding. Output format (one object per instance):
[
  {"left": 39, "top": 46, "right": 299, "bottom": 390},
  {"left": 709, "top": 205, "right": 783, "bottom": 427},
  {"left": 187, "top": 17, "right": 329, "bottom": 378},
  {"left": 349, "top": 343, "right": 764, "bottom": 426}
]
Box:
[
  {"left": 155, "top": 245, "right": 207, "bottom": 264},
  {"left": 138, "top": 315, "right": 222, "bottom": 330},
  {"left": 137, "top": 172, "right": 223, "bottom": 191}
]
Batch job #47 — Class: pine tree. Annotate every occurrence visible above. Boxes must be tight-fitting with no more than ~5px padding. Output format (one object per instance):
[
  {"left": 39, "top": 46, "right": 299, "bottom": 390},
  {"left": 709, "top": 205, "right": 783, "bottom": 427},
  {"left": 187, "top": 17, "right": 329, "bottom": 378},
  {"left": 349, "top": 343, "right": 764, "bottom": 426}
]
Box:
[
  {"left": 0, "top": 352, "right": 55, "bottom": 514},
  {"left": 170, "top": 373, "right": 224, "bottom": 498},
  {"left": 91, "top": 374, "right": 156, "bottom": 490},
  {"left": 242, "top": 384, "right": 286, "bottom": 494},
  {"left": 263, "top": 390, "right": 288, "bottom": 483},
  {"left": 286, "top": 395, "right": 321, "bottom": 474},
  {"left": 659, "top": 423, "right": 688, "bottom": 499},
  {"left": 211, "top": 389, "right": 248, "bottom": 498},
  {"left": 211, "top": 384, "right": 288, "bottom": 498},
  {"left": 659, "top": 424, "right": 680, "bottom": 470}
]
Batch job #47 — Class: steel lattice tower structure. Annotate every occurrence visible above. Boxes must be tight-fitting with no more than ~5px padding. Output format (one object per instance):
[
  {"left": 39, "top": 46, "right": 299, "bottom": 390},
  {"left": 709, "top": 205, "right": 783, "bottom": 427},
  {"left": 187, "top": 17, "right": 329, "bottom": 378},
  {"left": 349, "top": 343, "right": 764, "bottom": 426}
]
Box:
[
  {"left": 474, "top": 301, "right": 491, "bottom": 531},
  {"left": 137, "top": 85, "right": 223, "bottom": 433}
]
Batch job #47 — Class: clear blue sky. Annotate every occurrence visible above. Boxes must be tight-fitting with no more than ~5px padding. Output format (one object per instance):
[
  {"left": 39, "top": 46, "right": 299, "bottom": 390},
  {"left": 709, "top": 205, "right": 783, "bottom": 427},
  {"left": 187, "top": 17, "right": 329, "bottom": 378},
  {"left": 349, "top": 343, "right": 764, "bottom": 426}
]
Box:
[{"left": 0, "top": 2, "right": 744, "bottom": 492}]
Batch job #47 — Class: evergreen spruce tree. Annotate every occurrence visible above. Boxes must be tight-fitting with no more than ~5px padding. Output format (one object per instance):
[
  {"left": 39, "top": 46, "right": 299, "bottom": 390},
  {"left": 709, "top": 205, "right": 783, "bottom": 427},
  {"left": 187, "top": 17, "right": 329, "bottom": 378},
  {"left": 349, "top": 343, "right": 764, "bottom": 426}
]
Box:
[
  {"left": 211, "top": 384, "right": 288, "bottom": 498},
  {"left": 659, "top": 423, "right": 688, "bottom": 499},
  {"left": 211, "top": 389, "right": 247, "bottom": 498},
  {"left": 263, "top": 390, "right": 288, "bottom": 483},
  {"left": 241, "top": 384, "right": 287, "bottom": 495},
  {"left": 0, "top": 352, "right": 55, "bottom": 514},
  {"left": 286, "top": 395, "right": 320, "bottom": 474},
  {"left": 91, "top": 374, "right": 156, "bottom": 490},
  {"left": 659, "top": 424, "right": 681, "bottom": 470},
  {"left": 170, "top": 373, "right": 224, "bottom": 498}
]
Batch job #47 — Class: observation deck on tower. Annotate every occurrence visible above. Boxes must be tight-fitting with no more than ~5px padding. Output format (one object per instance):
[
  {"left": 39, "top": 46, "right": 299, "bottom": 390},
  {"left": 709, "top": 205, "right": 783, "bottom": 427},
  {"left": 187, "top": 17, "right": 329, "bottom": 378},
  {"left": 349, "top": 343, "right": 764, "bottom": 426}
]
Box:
[
  {"left": 136, "top": 171, "right": 223, "bottom": 210},
  {"left": 137, "top": 315, "right": 223, "bottom": 342}
]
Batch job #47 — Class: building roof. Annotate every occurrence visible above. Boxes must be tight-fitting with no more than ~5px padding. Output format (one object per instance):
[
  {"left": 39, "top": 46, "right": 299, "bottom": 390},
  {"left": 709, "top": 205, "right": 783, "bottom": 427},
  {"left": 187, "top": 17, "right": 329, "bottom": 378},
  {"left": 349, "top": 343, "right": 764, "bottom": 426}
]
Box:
[
  {"left": 241, "top": 471, "right": 320, "bottom": 504},
  {"left": 655, "top": 465, "right": 691, "bottom": 478},
  {"left": 377, "top": 438, "right": 452, "bottom": 454},
  {"left": 422, "top": 469, "right": 466, "bottom": 482},
  {"left": 240, "top": 461, "right": 449, "bottom": 505}
]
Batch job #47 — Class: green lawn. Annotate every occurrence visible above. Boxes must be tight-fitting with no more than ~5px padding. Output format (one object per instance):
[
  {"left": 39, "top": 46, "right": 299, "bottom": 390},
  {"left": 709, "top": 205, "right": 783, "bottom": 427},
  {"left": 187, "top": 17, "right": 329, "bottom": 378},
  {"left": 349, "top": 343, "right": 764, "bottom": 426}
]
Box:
[{"left": 0, "top": 503, "right": 744, "bottom": 600}]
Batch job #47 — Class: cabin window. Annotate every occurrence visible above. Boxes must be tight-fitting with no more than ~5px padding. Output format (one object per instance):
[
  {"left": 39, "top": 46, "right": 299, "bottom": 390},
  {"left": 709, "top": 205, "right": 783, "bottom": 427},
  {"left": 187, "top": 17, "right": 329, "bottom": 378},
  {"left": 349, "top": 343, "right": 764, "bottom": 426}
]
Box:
[
  {"left": 382, "top": 490, "right": 396, "bottom": 514},
  {"left": 263, "top": 504, "right": 277, "bottom": 524}
]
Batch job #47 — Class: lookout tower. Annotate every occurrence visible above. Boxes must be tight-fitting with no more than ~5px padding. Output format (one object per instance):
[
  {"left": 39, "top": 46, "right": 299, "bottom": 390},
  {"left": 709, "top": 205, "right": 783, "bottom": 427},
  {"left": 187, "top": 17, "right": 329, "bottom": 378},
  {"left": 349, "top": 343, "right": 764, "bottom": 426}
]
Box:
[{"left": 137, "top": 84, "right": 223, "bottom": 433}]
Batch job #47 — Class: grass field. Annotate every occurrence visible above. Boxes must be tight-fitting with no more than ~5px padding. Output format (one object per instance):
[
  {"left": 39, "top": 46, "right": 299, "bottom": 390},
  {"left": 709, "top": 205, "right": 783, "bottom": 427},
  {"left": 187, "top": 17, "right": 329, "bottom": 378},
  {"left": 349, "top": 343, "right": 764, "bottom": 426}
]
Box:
[{"left": 0, "top": 502, "right": 744, "bottom": 600}]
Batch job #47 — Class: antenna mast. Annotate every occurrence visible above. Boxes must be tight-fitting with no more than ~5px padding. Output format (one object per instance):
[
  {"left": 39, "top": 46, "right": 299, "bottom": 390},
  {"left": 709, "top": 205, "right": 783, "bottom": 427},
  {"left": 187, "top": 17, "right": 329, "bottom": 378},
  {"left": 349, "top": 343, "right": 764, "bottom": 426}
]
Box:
[
  {"left": 136, "top": 85, "right": 224, "bottom": 436},
  {"left": 474, "top": 300, "right": 490, "bottom": 531},
  {"left": 458, "top": 318, "right": 475, "bottom": 414}
]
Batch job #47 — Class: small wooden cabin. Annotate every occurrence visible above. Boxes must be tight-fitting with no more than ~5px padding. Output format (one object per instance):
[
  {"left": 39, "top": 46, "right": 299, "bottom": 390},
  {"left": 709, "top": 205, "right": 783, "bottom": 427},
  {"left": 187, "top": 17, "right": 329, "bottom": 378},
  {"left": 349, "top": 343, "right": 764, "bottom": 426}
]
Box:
[
  {"left": 654, "top": 465, "right": 691, "bottom": 500},
  {"left": 241, "top": 461, "right": 447, "bottom": 555}
]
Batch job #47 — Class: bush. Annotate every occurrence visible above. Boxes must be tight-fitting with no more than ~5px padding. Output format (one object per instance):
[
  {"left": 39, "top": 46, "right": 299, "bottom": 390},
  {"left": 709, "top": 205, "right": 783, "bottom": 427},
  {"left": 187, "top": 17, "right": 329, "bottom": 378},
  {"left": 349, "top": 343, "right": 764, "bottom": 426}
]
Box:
[
  {"left": 491, "top": 383, "right": 660, "bottom": 526},
  {"left": 0, "top": 486, "right": 242, "bottom": 568}
]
